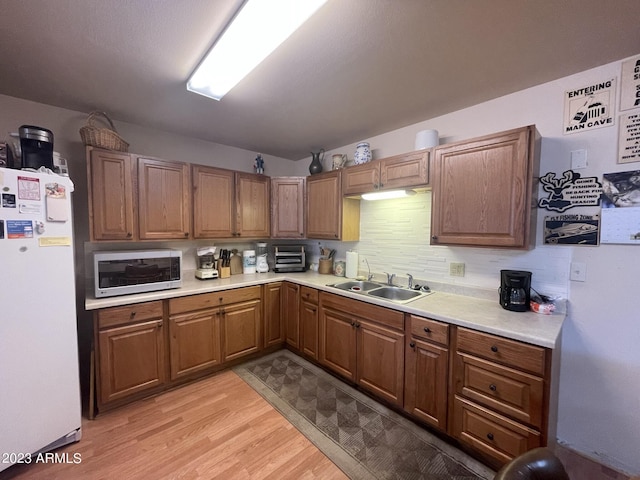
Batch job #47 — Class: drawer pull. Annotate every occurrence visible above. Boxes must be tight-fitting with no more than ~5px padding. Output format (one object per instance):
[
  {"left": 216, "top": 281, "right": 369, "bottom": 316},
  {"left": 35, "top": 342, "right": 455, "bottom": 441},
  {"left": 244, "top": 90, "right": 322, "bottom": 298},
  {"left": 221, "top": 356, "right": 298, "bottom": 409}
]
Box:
[
  {"left": 487, "top": 433, "right": 494, "bottom": 441},
  {"left": 409, "top": 342, "right": 416, "bottom": 349},
  {"left": 491, "top": 345, "right": 498, "bottom": 353},
  {"left": 489, "top": 384, "right": 497, "bottom": 392},
  {"left": 423, "top": 327, "right": 431, "bottom": 333},
  {"left": 130, "top": 311, "right": 136, "bottom": 318}
]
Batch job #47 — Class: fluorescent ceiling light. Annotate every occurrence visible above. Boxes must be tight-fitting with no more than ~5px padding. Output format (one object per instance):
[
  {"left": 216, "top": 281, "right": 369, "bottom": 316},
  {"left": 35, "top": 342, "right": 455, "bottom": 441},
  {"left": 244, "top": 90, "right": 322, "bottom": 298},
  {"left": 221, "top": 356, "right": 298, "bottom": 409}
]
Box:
[
  {"left": 187, "top": 0, "right": 327, "bottom": 100},
  {"left": 361, "top": 190, "right": 417, "bottom": 201}
]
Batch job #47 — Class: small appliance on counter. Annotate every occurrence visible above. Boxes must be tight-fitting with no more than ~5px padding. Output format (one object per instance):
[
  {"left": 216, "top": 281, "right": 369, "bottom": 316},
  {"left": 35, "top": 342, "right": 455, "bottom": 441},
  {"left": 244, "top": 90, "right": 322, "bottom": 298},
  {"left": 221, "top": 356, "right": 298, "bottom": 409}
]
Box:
[
  {"left": 19, "top": 125, "right": 54, "bottom": 170},
  {"left": 499, "top": 270, "right": 532, "bottom": 312},
  {"left": 195, "top": 246, "right": 218, "bottom": 280},
  {"left": 274, "top": 245, "right": 306, "bottom": 272},
  {"left": 256, "top": 242, "right": 269, "bottom": 273}
]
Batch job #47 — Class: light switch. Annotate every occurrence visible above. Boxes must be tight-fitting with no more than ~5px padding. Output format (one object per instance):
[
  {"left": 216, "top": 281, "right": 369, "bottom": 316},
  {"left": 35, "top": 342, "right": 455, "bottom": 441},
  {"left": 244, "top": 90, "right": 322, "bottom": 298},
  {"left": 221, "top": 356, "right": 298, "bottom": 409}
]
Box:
[
  {"left": 570, "top": 262, "right": 587, "bottom": 282},
  {"left": 571, "top": 149, "right": 587, "bottom": 169}
]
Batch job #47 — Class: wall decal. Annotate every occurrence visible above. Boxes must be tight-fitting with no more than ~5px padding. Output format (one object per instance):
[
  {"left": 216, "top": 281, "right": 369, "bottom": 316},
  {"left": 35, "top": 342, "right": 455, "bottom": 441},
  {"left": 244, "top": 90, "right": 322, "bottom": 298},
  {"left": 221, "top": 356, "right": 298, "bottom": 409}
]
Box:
[
  {"left": 538, "top": 170, "right": 603, "bottom": 212},
  {"left": 620, "top": 54, "right": 640, "bottom": 111},
  {"left": 618, "top": 112, "right": 640, "bottom": 164},
  {"left": 564, "top": 78, "right": 616, "bottom": 134},
  {"left": 544, "top": 214, "right": 599, "bottom": 245}
]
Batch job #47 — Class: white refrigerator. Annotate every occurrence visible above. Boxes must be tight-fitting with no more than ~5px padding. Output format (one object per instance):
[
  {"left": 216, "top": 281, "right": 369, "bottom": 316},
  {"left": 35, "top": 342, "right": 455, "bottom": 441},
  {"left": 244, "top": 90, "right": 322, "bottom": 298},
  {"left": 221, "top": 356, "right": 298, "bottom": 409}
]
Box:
[{"left": 0, "top": 166, "right": 82, "bottom": 472}]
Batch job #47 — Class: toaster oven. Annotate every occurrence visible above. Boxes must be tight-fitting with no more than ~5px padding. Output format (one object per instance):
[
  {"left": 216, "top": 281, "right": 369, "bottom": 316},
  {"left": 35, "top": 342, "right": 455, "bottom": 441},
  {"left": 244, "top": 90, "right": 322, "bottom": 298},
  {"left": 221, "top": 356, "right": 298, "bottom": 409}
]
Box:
[
  {"left": 94, "top": 249, "right": 182, "bottom": 298},
  {"left": 273, "top": 245, "right": 306, "bottom": 273}
]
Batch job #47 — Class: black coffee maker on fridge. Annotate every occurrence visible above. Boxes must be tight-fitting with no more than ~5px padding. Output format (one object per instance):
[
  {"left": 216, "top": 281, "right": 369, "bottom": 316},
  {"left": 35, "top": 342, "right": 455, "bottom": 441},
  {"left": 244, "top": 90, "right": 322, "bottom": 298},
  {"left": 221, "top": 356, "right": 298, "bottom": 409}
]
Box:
[{"left": 499, "top": 270, "right": 532, "bottom": 312}]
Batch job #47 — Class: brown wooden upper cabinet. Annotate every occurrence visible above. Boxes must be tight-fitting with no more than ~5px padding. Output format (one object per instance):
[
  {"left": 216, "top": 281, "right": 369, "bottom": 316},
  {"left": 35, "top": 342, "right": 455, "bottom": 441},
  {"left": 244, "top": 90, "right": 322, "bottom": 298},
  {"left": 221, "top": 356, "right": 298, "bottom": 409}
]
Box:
[
  {"left": 271, "top": 177, "right": 305, "bottom": 238},
  {"left": 87, "top": 148, "right": 136, "bottom": 241},
  {"left": 430, "top": 126, "right": 540, "bottom": 249},
  {"left": 192, "top": 165, "right": 270, "bottom": 239},
  {"left": 306, "top": 170, "right": 360, "bottom": 240},
  {"left": 342, "top": 150, "right": 429, "bottom": 196}
]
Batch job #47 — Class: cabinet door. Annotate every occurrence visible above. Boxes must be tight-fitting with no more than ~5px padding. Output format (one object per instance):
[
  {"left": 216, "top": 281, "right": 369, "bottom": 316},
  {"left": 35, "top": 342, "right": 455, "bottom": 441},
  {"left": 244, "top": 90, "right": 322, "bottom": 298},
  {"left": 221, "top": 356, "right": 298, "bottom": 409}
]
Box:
[
  {"left": 283, "top": 282, "right": 300, "bottom": 349},
  {"left": 319, "top": 306, "right": 357, "bottom": 382},
  {"left": 263, "top": 282, "right": 285, "bottom": 347},
  {"left": 236, "top": 172, "right": 270, "bottom": 238},
  {"left": 192, "top": 164, "right": 235, "bottom": 238},
  {"left": 342, "top": 162, "right": 380, "bottom": 195},
  {"left": 222, "top": 299, "right": 262, "bottom": 362},
  {"left": 169, "top": 309, "right": 222, "bottom": 381},
  {"left": 431, "top": 126, "right": 537, "bottom": 248},
  {"left": 380, "top": 150, "right": 429, "bottom": 190},
  {"left": 271, "top": 177, "right": 305, "bottom": 238},
  {"left": 300, "top": 299, "right": 318, "bottom": 360},
  {"left": 88, "top": 149, "right": 135, "bottom": 241},
  {"left": 357, "top": 319, "right": 404, "bottom": 407},
  {"left": 98, "top": 319, "right": 165, "bottom": 405},
  {"left": 306, "top": 171, "right": 341, "bottom": 239},
  {"left": 405, "top": 337, "right": 448, "bottom": 430},
  {"left": 138, "top": 157, "right": 191, "bottom": 240}
]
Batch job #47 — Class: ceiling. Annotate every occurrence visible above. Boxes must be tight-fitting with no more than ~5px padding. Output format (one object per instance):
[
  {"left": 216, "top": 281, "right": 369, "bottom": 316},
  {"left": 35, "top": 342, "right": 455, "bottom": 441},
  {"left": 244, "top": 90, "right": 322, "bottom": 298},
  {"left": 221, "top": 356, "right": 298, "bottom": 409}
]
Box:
[{"left": 1, "top": 0, "right": 639, "bottom": 160}]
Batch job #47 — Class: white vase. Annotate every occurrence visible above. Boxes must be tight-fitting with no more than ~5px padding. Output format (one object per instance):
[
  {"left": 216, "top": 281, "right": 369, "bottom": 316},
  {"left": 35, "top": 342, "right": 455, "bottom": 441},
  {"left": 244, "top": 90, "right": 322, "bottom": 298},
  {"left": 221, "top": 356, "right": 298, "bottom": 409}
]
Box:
[{"left": 353, "top": 142, "right": 372, "bottom": 165}]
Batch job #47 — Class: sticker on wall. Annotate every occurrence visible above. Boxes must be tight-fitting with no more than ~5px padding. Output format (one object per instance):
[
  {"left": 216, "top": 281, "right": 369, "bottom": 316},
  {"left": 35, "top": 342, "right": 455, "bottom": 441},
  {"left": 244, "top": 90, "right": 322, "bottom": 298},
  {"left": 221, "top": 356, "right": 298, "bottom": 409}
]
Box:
[
  {"left": 538, "top": 170, "right": 603, "bottom": 212},
  {"left": 618, "top": 112, "right": 640, "bottom": 164},
  {"left": 620, "top": 54, "right": 640, "bottom": 111},
  {"left": 2, "top": 193, "right": 16, "bottom": 208},
  {"left": 564, "top": 78, "right": 616, "bottom": 134},
  {"left": 544, "top": 214, "right": 599, "bottom": 245}
]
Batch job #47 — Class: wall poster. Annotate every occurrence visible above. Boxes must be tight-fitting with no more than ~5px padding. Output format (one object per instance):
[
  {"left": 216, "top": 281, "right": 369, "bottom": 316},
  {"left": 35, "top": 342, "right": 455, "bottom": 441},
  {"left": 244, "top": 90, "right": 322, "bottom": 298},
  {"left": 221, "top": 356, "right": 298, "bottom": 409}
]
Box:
[
  {"left": 618, "top": 112, "right": 640, "bottom": 164},
  {"left": 620, "top": 54, "right": 640, "bottom": 111},
  {"left": 544, "top": 214, "right": 600, "bottom": 245},
  {"left": 563, "top": 78, "right": 616, "bottom": 134},
  {"left": 538, "top": 170, "right": 602, "bottom": 212}
]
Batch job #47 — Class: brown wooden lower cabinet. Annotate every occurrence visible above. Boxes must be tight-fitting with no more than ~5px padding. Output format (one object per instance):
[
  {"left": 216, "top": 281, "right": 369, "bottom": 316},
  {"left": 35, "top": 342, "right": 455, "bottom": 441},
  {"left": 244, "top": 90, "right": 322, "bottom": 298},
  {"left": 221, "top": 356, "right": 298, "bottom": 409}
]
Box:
[
  {"left": 92, "top": 284, "right": 557, "bottom": 471},
  {"left": 300, "top": 286, "right": 319, "bottom": 360},
  {"left": 319, "top": 292, "right": 404, "bottom": 407},
  {"left": 95, "top": 301, "right": 166, "bottom": 407}
]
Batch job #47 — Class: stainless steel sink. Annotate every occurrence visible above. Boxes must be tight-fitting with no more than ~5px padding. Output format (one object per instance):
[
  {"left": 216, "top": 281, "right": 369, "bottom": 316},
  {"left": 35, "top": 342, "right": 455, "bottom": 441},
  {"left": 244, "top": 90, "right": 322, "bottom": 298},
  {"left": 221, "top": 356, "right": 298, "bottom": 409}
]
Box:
[
  {"left": 367, "top": 286, "right": 425, "bottom": 303},
  {"left": 326, "top": 281, "right": 429, "bottom": 304},
  {"left": 327, "top": 280, "right": 381, "bottom": 292}
]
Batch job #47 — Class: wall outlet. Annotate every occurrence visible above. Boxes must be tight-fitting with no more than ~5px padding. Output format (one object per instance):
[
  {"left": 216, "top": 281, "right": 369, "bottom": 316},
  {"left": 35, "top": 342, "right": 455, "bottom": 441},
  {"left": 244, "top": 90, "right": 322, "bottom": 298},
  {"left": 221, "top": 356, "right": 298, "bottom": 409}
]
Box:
[
  {"left": 450, "top": 262, "right": 465, "bottom": 277},
  {"left": 570, "top": 262, "right": 587, "bottom": 282}
]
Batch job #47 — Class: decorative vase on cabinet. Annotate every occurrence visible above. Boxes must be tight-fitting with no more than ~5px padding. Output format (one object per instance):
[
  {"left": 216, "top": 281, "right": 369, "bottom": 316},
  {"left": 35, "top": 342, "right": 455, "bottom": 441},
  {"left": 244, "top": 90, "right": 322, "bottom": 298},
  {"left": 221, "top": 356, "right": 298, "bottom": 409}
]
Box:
[
  {"left": 353, "top": 142, "right": 372, "bottom": 165},
  {"left": 309, "top": 149, "right": 325, "bottom": 174}
]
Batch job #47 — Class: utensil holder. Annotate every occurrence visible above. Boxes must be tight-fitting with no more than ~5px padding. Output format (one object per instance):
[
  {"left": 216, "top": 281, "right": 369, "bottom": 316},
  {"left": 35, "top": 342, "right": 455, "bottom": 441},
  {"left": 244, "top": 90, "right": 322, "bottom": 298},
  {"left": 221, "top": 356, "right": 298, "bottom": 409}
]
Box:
[
  {"left": 219, "top": 267, "right": 230, "bottom": 279},
  {"left": 318, "top": 258, "right": 333, "bottom": 274}
]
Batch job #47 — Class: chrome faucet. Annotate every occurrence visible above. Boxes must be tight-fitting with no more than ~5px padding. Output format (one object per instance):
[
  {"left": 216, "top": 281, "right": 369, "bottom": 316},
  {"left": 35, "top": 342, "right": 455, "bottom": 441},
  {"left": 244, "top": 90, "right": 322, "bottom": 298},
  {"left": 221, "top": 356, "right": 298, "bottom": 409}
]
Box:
[
  {"left": 406, "top": 274, "right": 414, "bottom": 289},
  {"left": 384, "top": 272, "right": 396, "bottom": 286},
  {"left": 365, "top": 258, "right": 374, "bottom": 281}
]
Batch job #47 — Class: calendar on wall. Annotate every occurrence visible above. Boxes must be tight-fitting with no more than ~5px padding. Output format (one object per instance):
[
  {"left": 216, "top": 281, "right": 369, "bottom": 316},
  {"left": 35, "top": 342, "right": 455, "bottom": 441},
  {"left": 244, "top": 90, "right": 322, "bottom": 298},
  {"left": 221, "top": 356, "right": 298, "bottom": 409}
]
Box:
[{"left": 600, "top": 170, "right": 640, "bottom": 244}]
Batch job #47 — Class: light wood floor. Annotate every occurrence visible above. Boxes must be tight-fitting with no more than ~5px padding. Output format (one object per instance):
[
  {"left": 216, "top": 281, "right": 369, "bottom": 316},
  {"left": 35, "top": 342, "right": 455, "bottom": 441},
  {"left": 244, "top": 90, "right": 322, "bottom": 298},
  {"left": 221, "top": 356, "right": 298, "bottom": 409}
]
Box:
[{"left": 1, "top": 371, "right": 348, "bottom": 480}]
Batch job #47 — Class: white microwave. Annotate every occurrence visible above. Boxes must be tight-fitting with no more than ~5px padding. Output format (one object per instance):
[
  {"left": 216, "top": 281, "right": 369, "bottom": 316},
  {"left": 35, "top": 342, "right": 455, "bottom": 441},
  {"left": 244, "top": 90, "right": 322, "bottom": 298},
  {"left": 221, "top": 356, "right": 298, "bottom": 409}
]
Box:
[{"left": 94, "top": 249, "right": 182, "bottom": 298}]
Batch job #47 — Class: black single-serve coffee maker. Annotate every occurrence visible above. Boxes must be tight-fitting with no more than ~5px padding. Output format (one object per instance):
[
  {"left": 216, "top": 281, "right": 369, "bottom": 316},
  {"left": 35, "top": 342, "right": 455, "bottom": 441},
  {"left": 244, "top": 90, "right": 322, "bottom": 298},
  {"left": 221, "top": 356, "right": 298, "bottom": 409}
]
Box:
[
  {"left": 19, "top": 125, "right": 54, "bottom": 170},
  {"left": 499, "top": 270, "right": 532, "bottom": 312}
]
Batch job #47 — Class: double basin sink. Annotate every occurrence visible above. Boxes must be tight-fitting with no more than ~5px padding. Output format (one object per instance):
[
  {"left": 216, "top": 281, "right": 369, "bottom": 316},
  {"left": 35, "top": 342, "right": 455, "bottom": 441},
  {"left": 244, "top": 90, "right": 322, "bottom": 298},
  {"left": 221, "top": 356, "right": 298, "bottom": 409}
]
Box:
[{"left": 326, "top": 280, "right": 431, "bottom": 304}]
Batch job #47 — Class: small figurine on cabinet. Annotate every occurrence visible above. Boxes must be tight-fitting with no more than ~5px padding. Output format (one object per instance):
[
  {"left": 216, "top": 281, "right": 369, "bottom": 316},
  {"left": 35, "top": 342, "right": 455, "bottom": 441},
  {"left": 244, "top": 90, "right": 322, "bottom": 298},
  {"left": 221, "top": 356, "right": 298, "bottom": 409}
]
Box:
[{"left": 254, "top": 154, "right": 265, "bottom": 174}]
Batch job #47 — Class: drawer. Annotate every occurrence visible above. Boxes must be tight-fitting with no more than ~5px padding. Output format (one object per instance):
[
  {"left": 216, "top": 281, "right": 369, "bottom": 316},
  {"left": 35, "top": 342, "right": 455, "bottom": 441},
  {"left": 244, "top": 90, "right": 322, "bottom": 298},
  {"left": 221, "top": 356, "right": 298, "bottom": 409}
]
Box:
[
  {"left": 97, "top": 301, "right": 163, "bottom": 329},
  {"left": 408, "top": 315, "right": 449, "bottom": 346},
  {"left": 456, "top": 327, "right": 546, "bottom": 375},
  {"left": 452, "top": 396, "right": 541, "bottom": 465},
  {"left": 455, "top": 353, "right": 544, "bottom": 428},
  {"left": 300, "top": 286, "right": 319, "bottom": 304},
  {"left": 320, "top": 292, "right": 404, "bottom": 331},
  {"left": 169, "top": 286, "right": 261, "bottom": 314}
]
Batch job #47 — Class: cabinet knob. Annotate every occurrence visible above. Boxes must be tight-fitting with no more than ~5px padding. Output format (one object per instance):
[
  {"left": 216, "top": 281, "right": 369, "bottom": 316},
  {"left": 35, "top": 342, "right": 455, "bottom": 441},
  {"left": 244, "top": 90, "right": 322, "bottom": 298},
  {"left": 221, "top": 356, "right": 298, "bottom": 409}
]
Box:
[
  {"left": 130, "top": 311, "right": 136, "bottom": 318},
  {"left": 334, "top": 234, "right": 339, "bottom": 238},
  {"left": 489, "top": 384, "right": 497, "bottom": 392},
  {"left": 350, "top": 322, "right": 356, "bottom": 327},
  {"left": 220, "top": 309, "right": 226, "bottom": 316},
  {"left": 491, "top": 345, "right": 498, "bottom": 353},
  {"left": 156, "top": 321, "right": 162, "bottom": 328},
  {"left": 184, "top": 232, "right": 188, "bottom": 237},
  {"left": 126, "top": 232, "right": 132, "bottom": 237},
  {"left": 409, "top": 342, "right": 416, "bottom": 349},
  {"left": 379, "top": 183, "right": 384, "bottom": 188},
  {"left": 487, "top": 433, "right": 494, "bottom": 441},
  {"left": 431, "top": 235, "right": 438, "bottom": 241},
  {"left": 355, "top": 322, "right": 361, "bottom": 329},
  {"left": 423, "top": 327, "right": 431, "bottom": 333}
]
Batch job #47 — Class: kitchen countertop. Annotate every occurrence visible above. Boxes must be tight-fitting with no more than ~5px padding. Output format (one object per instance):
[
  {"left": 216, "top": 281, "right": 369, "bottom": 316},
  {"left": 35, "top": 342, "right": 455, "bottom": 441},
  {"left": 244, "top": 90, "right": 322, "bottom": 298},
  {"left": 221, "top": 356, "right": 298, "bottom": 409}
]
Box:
[{"left": 86, "top": 271, "right": 565, "bottom": 349}]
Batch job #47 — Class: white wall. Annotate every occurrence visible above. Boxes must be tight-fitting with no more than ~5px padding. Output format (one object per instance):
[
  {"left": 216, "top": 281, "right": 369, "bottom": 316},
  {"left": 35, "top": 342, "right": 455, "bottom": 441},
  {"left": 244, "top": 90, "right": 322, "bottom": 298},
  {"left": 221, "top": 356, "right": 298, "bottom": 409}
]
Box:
[{"left": 302, "top": 56, "right": 640, "bottom": 474}]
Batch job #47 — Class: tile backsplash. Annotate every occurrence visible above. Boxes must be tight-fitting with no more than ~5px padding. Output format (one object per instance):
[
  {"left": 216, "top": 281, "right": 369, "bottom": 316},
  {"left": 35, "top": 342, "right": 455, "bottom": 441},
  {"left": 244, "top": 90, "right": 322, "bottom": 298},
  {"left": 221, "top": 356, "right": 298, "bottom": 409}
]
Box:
[{"left": 310, "top": 191, "right": 571, "bottom": 300}]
